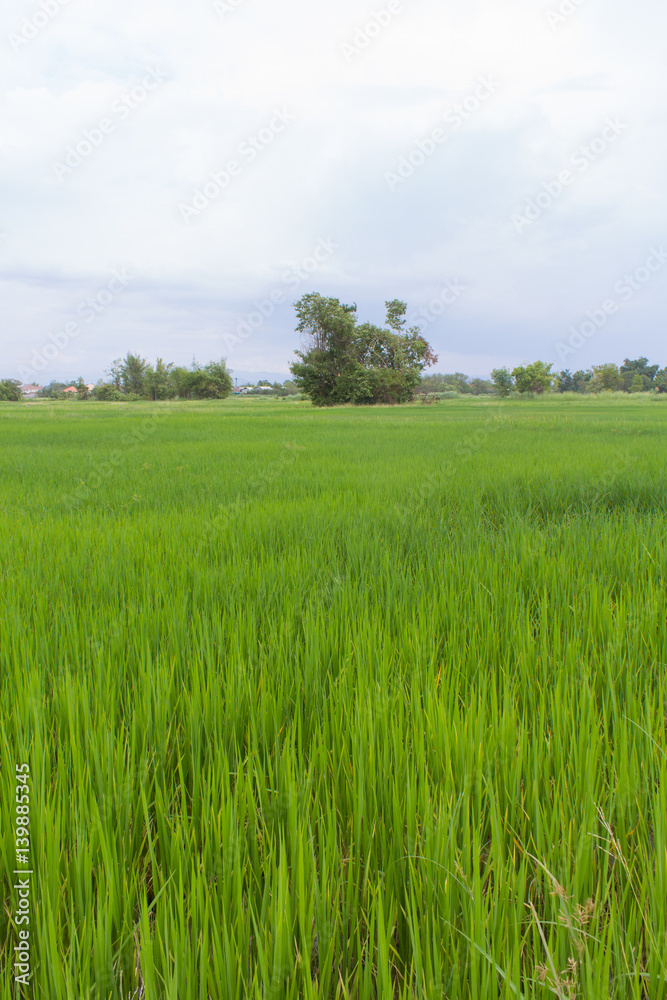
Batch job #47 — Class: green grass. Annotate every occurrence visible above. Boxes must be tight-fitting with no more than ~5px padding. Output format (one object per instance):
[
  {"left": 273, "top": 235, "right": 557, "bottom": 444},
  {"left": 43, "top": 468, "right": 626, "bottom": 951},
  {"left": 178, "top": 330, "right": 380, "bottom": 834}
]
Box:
[{"left": 2, "top": 394, "right": 667, "bottom": 999}]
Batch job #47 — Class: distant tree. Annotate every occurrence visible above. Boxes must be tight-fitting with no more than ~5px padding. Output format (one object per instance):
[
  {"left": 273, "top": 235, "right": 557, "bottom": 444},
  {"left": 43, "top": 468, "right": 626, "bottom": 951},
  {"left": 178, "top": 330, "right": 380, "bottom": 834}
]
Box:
[
  {"left": 591, "top": 363, "right": 622, "bottom": 391},
  {"left": 75, "top": 377, "right": 90, "bottom": 400},
  {"left": 469, "top": 377, "right": 493, "bottom": 395},
  {"left": 289, "top": 294, "right": 438, "bottom": 406},
  {"left": 0, "top": 378, "right": 22, "bottom": 401},
  {"left": 620, "top": 357, "right": 659, "bottom": 392},
  {"left": 37, "top": 381, "right": 68, "bottom": 399},
  {"left": 170, "top": 359, "right": 232, "bottom": 399},
  {"left": 511, "top": 361, "right": 553, "bottom": 394},
  {"left": 106, "top": 359, "right": 124, "bottom": 391},
  {"left": 119, "top": 353, "right": 149, "bottom": 395},
  {"left": 655, "top": 368, "right": 667, "bottom": 393},
  {"left": 490, "top": 367, "right": 514, "bottom": 397},
  {"left": 145, "top": 358, "right": 174, "bottom": 400},
  {"left": 91, "top": 381, "right": 125, "bottom": 401},
  {"left": 555, "top": 370, "right": 573, "bottom": 392},
  {"left": 571, "top": 369, "right": 593, "bottom": 393}
]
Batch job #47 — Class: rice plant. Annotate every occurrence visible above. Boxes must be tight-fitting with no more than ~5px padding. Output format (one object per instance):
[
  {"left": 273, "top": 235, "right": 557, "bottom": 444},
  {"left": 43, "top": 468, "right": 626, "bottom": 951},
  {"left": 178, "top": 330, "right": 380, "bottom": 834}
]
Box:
[{"left": 1, "top": 394, "right": 666, "bottom": 998}]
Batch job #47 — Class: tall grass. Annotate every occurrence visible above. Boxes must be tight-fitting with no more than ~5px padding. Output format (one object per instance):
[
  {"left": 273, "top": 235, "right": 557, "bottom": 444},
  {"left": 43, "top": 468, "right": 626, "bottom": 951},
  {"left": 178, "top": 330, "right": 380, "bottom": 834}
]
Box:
[{"left": 1, "top": 396, "right": 666, "bottom": 998}]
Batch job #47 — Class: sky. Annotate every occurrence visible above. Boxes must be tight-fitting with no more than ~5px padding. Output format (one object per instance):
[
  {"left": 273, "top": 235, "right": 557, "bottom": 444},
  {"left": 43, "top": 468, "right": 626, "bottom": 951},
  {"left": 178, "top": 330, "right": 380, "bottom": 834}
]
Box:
[{"left": 1, "top": 0, "right": 666, "bottom": 384}]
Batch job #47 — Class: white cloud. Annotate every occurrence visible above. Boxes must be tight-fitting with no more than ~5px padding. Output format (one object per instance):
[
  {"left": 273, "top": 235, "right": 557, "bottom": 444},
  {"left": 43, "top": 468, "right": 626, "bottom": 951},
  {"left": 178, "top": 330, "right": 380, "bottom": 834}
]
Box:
[{"left": 1, "top": 0, "right": 666, "bottom": 382}]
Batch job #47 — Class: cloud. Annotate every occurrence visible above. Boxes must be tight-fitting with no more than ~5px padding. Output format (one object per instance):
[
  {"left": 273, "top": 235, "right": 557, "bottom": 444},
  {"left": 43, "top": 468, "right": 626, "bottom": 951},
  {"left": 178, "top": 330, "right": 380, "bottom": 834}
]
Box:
[{"left": 1, "top": 0, "right": 666, "bottom": 381}]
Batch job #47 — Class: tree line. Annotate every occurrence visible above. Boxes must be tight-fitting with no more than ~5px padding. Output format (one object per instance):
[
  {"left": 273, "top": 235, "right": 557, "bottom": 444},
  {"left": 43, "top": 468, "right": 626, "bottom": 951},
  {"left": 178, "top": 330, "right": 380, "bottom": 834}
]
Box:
[
  {"left": 2, "top": 291, "right": 665, "bottom": 405},
  {"left": 489, "top": 358, "right": 667, "bottom": 396}
]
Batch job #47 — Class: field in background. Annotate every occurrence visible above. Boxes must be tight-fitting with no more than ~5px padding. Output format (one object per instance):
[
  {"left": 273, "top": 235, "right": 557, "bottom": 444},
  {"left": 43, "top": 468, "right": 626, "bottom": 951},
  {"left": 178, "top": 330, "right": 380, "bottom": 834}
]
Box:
[{"left": 2, "top": 395, "right": 667, "bottom": 999}]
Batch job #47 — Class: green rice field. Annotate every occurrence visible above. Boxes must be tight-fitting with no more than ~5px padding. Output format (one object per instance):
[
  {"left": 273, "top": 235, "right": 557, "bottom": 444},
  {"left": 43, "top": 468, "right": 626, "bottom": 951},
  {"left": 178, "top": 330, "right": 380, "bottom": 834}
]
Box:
[{"left": 2, "top": 394, "right": 667, "bottom": 999}]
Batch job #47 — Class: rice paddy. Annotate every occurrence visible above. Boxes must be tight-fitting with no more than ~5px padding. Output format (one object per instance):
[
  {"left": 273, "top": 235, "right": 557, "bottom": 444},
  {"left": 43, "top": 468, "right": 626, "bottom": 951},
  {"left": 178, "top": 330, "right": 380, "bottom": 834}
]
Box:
[{"left": 2, "top": 394, "right": 667, "bottom": 999}]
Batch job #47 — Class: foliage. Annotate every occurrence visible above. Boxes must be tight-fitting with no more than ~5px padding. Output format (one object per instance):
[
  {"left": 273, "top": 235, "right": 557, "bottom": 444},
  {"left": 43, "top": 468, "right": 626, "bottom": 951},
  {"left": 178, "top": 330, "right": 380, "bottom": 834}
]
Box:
[
  {"left": 490, "top": 367, "right": 514, "bottom": 397},
  {"left": 37, "top": 381, "right": 69, "bottom": 399},
  {"left": 171, "top": 359, "right": 233, "bottom": 399},
  {"left": 289, "top": 293, "right": 438, "bottom": 406},
  {"left": 0, "top": 378, "right": 22, "bottom": 401},
  {"left": 592, "top": 362, "right": 622, "bottom": 392},
  {"left": 511, "top": 360, "right": 553, "bottom": 394},
  {"left": 620, "top": 357, "right": 660, "bottom": 392},
  {"left": 91, "top": 381, "right": 126, "bottom": 401},
  {"left": 119, "top": 352, "right": 149, "bottom": 395},
  {"left": 145, "top": 358, "right": 174, "bottom": 401}
]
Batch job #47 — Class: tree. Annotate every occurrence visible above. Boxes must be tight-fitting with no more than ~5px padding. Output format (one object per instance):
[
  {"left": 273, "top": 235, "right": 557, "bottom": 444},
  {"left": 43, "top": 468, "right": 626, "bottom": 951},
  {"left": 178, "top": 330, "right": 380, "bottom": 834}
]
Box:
[
  {"left": 289, "top": 294, "right": 438, "bottom": 406},
  {"left": 571, "top": 369, "right": 593, "bottom": 393},
  {"left": 591, "top": 363, "right": 622, "bottom": 392},
  {"left": 120, "top": 353, "right": 149, "bottom": 395},
  {"left": 555, "top": 370, "right": 573, "bottom": 392},
  {"left": 170, "top": 359, "right": 233, "bottom": 399},
  {"left": 469, "top": 377, "right": 493, "bottom": 395},
  {"left": 490, "top": 367, "right": 514, "bottom": 397},
  {"left": 511, "top": 361, "right": 553, "bottom": 394},
  {"left": 0, "top": 379, "right": 22, "bottom": 401},
  {"left": 75, "top": 377, "right": 89, "bottom": 400},
  {"left": 37, "top": 381, "right": 68, "bottom": 399},
  {"left": 655, "top": 369, "right": 667, "bottom": 393},
  {"left": 106, "top": 359, "right": 124, "bottom": 391},
  {"left": 145, "top": 358, "right": 174, "bottom": 400},
  {"left": 91, "top": 381, "right": 125, "bottom": 401},
  {"left": 620, "top": 357, "right": 658, "bottom": 392}
]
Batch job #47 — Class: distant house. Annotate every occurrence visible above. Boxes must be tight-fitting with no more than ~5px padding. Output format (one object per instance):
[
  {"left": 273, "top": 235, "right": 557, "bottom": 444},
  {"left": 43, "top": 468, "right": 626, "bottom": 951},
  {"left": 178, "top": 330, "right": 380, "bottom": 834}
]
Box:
[
  {"left": 20, "top": 384, "right": 42, "bottom": 399},
  {"left": 63, "top": 386, "right": 78, "bottom": 396}
]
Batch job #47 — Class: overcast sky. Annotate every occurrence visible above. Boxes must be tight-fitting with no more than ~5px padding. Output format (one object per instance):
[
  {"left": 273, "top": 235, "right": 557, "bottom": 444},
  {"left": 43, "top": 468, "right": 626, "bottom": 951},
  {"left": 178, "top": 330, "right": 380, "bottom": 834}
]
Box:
[{"left": 1, "top": 0, "right": 666, "bottom": 384}]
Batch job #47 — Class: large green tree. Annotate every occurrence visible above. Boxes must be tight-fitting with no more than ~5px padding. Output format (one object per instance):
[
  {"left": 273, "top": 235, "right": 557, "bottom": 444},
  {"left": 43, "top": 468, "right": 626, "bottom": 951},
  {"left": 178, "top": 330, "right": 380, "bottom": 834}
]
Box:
[{"left": 289, "top": 294, "right": 438, "bottom": 406}]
